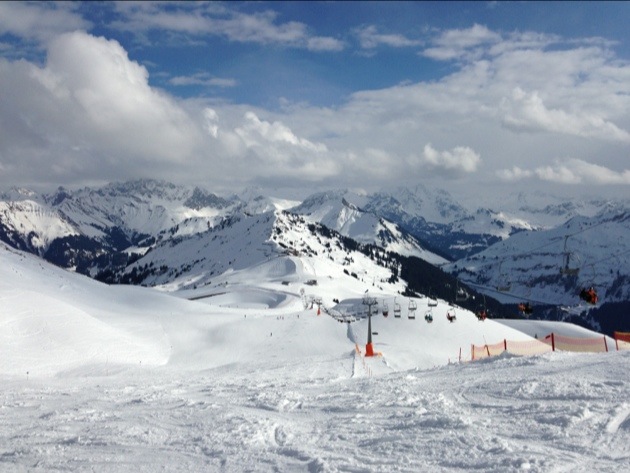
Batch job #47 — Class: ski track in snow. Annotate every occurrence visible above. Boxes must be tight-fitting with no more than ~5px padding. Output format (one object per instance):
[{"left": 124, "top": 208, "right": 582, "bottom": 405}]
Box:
[{"left": 1, "top": 352, "right": 629, "bottom": 472}]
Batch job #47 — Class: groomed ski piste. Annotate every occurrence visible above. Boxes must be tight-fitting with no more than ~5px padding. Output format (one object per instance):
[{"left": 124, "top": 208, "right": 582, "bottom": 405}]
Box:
[{"left": 1, "top": 241, "right": 629, "bottom": 472}]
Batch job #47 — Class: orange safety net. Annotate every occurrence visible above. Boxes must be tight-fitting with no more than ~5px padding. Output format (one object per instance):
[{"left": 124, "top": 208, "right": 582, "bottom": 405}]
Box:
[
  {"left": 471, "top": 341, "right": 505, "bottom": 359},
  {"left": 471, "top": 339, "right": 552, "bottom": 360},
  {"left": 614, "top": 331, "right": 630, "bottom": 343},
  {"left": 543, "top": 333, "right": 609, "bottom": 353},
  {"left": 505, "top": 339, "right": 553, "bottom": 356}
]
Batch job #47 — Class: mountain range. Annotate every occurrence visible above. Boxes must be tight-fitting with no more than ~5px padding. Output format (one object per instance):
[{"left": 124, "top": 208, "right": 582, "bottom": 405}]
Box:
[{"left": 1, "top": 179, "right": 628, "bottom": 334}]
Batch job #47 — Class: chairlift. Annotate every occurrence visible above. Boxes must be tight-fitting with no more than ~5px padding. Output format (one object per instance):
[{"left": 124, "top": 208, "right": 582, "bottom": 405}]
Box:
[
  {"left": 579, "top": 286, "right": 598, "bottom": 305},
  {"left": 518, "top": 302, "right": 533, "bottom": 317},
  {"left": 559, "top": 235, "right": 580, "bottom": 276},
  {"left": 424, "top": 310, "right": 434, "bottom": 323},
  {"left": 427, "top": 290, "right": 438, "bottom": 307},
  {"left": 496, "top": 260, "right": 512, "bottom": 292},
  {"left": 475, "top": 294, "right": 488, "bottom": 321},
  {"left": 382, "top": 301, "right": 389, "bottom": 317},
  {"left": 446, "top": 308, "right": 457, "bottom": 323},
  {"left": 455, "top": 281, "right": 468, "bottom": 302},
  {"left": 394, "top": 297, "right": 402, "bottom": 318},
  {"left": 408, "top": 299, "right": 417, "bottom": 319}
]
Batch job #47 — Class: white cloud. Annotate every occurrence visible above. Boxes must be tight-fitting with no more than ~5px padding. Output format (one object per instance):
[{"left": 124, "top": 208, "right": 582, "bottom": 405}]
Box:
[
  {"left": 422, "top": 24, "right": 501, "bottom": 61},
  {"left": 169, "top": 73, "right": 237, "bottom": 88},
  {"left": 501, "top": 87, "right": 630, "bottom": 142},
  {"left": 496, "top": 166, "right": 534, "bottom": 181},
  {"left": 0, "top": 31, "right": 203, "bottom": 185},
  {"left": 113, "top": 3, "right": 343, "bottom": 52},
  {"left": 416, "top": 144, "right": 481, "bottom": 174},
  {"left": 203, "top": 108, "right": 219, "bottom": 138},
  {"left": 356, "top": 25, "right": 422, "bottom": 49},
  {"left": 307, "top": 36, "right": 345, "bottom": 52},
  {"left": 215, "top": 111, "right": 339, "bottom": 181},
  {"left": 235, "top": 112, "right": 327, "bottom": 153},
  {"left": 498, "top": 159, "right": 630, "bottom": 185},
  {"left": 0, "top": 2, "right": 90, "bottom": 44}
]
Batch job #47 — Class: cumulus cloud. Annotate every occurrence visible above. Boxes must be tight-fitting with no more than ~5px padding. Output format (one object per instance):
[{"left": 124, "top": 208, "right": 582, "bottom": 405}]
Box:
[
  {"left": 235, "top": 112, "right": 327, "bottom": 153},
  {"left": 0, "top": 31, "right": 203, "bottom": 186},
  {"left": 411, "top": 144, "right": 481, "bottom": 175},
  {"left": 502, "top": 87, "right": 630, "bottom": 142}
]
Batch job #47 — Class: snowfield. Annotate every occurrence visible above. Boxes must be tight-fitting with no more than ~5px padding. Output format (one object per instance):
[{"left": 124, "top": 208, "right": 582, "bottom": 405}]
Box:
[{"left": 1, "top": 242, "right": 629, "bottom": 472}]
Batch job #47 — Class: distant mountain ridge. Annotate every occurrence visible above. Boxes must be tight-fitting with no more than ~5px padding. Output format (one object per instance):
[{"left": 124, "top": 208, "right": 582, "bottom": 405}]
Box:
[{"left": 1, "top": 179, "right": 629, "bottom": 334}]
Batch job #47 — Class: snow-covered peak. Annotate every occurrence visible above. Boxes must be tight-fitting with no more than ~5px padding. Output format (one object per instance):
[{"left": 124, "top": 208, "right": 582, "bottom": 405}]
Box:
[
  {"left": 292, "top": 190, "right": 446, "bottom": 264},
  {"left": 0, "top": 186, "right": 43, "bottom": 203}
]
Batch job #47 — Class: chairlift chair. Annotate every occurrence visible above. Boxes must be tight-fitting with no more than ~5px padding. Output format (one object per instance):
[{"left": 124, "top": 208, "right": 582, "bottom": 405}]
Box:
[
  {"left": 476, "top": 309, "right": 488, "bottom": 321},
  {"left": 579, "top": 287, "right": 598, "bottom": 305},
  {"left": 408, "top": 299, "right": 417, "bottom": 319},
  {"left": 476, "top": 294, "right": 488, "bottom": 321},
  {"left": 560, "top": 235, "right": 580, "bottom": 276},
  {"left": 446, "top": 308, "right": 457, "bottom": 323},
  {"left": 496, "top": 260, "right": 512, "bottom": 292},
  {"left": 424, "top": 310, "right": 434, "bottom": 323},
  {"left": 394, "top": 297, "right": 402, "bottom": 318},
  {"left": 518, "top": 302, "right": 533, "bottom": 317}
]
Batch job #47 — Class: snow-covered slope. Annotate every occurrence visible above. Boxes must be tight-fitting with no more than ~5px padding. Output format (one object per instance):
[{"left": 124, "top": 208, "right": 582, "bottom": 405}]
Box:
[
  {"left": 0, "top": 200, "right": 78, "bottom": 252},
  {"left": 446, "top": 208, "right": 630, "bottom": 311},
  {"left": 2, "top": 236, "right": 629, "bottom": 472}
]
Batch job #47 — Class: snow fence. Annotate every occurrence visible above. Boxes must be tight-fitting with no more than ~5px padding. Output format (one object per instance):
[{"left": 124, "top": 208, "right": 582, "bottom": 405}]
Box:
[
  {"left": 472, "top": 332, "right": 630, "bottom": 360},
  {"left": 614, "top": 331, "right": 630, "bottom": 350}
]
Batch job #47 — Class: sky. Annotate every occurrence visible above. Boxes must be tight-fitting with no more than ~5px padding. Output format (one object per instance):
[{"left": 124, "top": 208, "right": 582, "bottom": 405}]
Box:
[{"left": 1, "top": 1, "right": 630, "bottom": 204}]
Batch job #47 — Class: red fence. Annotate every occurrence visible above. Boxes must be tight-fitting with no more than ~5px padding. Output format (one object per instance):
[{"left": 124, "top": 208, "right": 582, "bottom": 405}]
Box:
[
  {"left": 614, "top": 332, "right": 630, "bottom": 351},
  {"left": 472, "top": 332, "right": 630, "bottom": 360}
]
